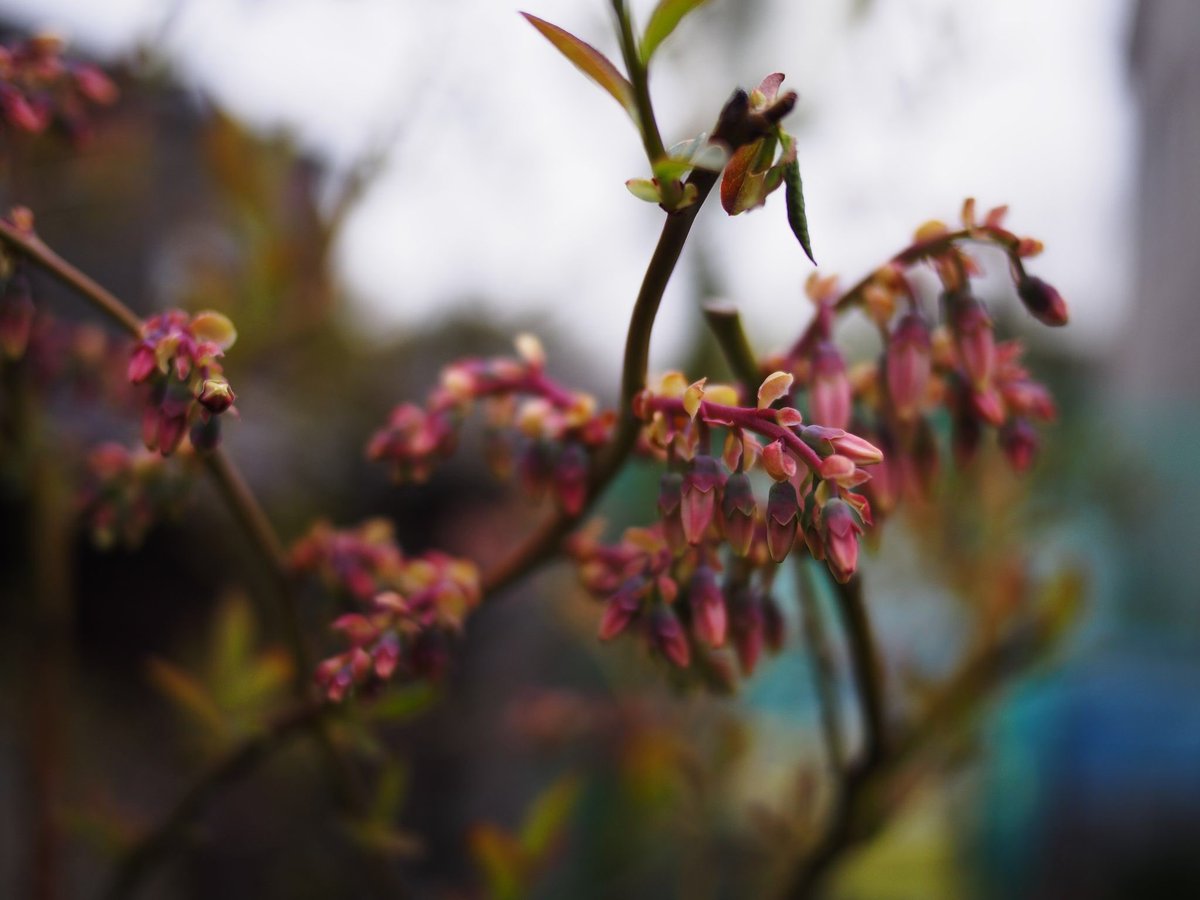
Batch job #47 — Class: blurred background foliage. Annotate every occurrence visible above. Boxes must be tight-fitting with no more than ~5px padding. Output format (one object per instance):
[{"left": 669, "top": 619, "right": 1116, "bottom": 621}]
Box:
[{"left": 1, "top": 1, "right": 1199, "bottom": 898}]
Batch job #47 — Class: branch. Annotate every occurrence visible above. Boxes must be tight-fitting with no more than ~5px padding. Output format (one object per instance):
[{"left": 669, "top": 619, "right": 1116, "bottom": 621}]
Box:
[
  {"left": 703, "top": 302, "right": 762, "bottom": 391},
  {"left": 796, "top": 558, "right": 845, "bottom": 774},
  {"left": 484, "top": 87, "right": 796, "bottom": 597},
  {"left": 101, "top": 701, "right": 329, "bottom": 900}
]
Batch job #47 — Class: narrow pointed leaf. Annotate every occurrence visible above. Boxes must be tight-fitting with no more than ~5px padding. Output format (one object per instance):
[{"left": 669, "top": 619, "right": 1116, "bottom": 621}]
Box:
[
  {"left": 521, "top": 13, "right": 636, "bottom": 120},
  {"left": 783, "top": 143, "right": 816, "bottom": 264},
  {"left": 640, "top": 0, "right": 711, "bottom": 64}
]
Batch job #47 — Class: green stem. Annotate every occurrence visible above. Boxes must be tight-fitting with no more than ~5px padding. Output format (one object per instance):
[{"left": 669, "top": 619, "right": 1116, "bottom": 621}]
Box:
[
  {"left": 611, "top": 0, "right": 666, "bottom": 166},
  {"left": 702, "top": 302, "right": 762, "bottom": 391},
  {"left": 797, "top": 558, "right": 845, "bottom": 774}
]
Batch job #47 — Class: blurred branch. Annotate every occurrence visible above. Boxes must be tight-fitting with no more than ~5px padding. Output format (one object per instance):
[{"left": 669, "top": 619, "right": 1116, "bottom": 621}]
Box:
[
  {"left": 703, "top": 302, "right": 762, "bottom": 390},
  {"left": 797, "top": 559, "right": 845, "bottom": 774},
  {"left": 101, "top": 700, "right": 330, "bottom": 900},
  {"left": 784, "top": 614, "right": 1057, "bottom": 897}
]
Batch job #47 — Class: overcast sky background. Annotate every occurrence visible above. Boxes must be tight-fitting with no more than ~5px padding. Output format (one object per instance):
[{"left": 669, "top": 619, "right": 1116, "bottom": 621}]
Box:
[{"left": 0, "top": 0, "right": 1136, "bottom": 377}]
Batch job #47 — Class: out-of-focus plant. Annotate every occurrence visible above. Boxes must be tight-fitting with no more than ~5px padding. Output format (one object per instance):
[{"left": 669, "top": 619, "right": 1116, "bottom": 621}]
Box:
[{"left": 0, "top": 5, "right": 1077, "bottom": 897}]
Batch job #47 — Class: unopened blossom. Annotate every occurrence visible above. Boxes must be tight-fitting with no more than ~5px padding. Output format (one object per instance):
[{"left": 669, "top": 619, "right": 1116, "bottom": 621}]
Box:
[{"left": 885, "top": 312, "right": 931, "bottom": 421}]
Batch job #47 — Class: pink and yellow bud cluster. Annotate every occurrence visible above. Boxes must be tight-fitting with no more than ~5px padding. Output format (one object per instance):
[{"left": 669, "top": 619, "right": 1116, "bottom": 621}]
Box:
[
  {"left": 0, "top": 35, "right": 117, "bottom": 143},
  {"left": 567, "top": 520, "right": 787, "bottom": 684},
  {"left": 126, "top": 310, "right": 238, "bottom": 455},
  {"left": 633, "top": 370, "right": 877, "bottom": 585},
  {"left": 368, "top": 334, "right": 613, "bottom": 514},
  {"left": 78, "top": 442, "right": 192, "bottom": 550},
  {"left": 290, "top": 519, "right": 481, "bottom": 701},
  {"left": 773, "top": 202, "right": 1066, "bottom": 519}
]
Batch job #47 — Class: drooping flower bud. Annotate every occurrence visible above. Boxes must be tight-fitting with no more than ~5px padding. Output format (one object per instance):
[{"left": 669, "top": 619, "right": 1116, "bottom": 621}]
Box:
[
  {"left": 885, "top": 313, "right": 931, "bottom": 421},
  {"left": 1016, "top": 276, "right": 1069, "bottom": 327},
  {"left": 657, "top": 472, "right": 687, "bottom": 553},
  {"left": 821, "top": 498, "right": 862, "bottom": 583},
  {"left": 650, "top": 605, "right": 691, "bottom": 667},
  {"left": 951, "top": 296, "right": 995, "bottom": 389},
  {"left": 681, "top": 455, "right": 724, "bottom": 544},
  {"left": 720, "top": 471, "right": 757, "bottom": 556},
  {"left": 553, "top": 442, "right": 588, "bottom": 515},
  {"left": 688, "top": 565, "right": 727, "bottom": 647},
  {"left": 598, "top": 577, "right": 646, "bottom": 641},
  {"left": 727, "top": 585, "right": 765, "bottom": 675},
  {"left": 809, "top": 341, "right": 852, "bottom": 429},
  {"left": 766, "top": 480, "right": 800, "bottom": 562},
  {"left": 999, "top": 418, "right": 1039, "bottom": 473}
]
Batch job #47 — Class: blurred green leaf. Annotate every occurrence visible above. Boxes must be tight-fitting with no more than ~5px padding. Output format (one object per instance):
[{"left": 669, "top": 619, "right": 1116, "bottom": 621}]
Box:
[
  {"left": 369, "top": 760, "right": 409, "bottom": 826},
  {"left": 363, "top": 682, "right": 439, "bottom": 723},
  {"left": 640, "top": 0, "right": 711, "bottom": 65},
  {"left": 469, "top": 824, "right": 525, "bottom": 900},
  {"left": 146, "top": 658, "right": 227, "bottom": 739},
  {"left": 519, "top": 774, "right": 581, "bottom": 858},
  {"left": 521, "top": 13, "right": 637, "bottom": 121}
]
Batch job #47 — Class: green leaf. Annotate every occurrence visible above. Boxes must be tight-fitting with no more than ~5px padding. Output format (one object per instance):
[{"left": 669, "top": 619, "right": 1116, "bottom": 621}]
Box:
[
  {"left": 521, "top": 13, "right": 636, "bottom": 121},
  {"left": 625, "top": 178, "right": 662, "bottom": 203},
  {"left": 147, "top": 658, "right": 227, "bottom": 738},
  {"left": 782, "top": 137, "right": 816, "bottom": 264},
  {"left": 640, "top": 0, "right": 711, "bottom": 65},
  {"left": 519, "top": 775, "right": 581, "bottom": 858}
]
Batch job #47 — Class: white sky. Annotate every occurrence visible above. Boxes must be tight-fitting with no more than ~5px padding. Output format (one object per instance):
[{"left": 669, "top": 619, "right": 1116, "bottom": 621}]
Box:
[{"left": 0, "top": 0, "right": 1135, "bottom": 379}]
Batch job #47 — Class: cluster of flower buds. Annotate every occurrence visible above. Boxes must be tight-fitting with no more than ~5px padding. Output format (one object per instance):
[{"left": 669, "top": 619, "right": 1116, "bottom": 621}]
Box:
[
  {"left": 368, "top": 334, "right": 613, "bottom": 514},
  {"left": 290, "top": 518, "right": 481, "bottom": 701},
  {"left": 771, "top": 200, "right": 1066, "bottom": 517},
  {"left": 636, "top": 370, "right": 878, "bottom": 576},
  {"left": 0, "top": 35, "right": 117, "bottom": 142},
  {"left": 126, "top": 310, "right": 238, "bottom": 455},
  {"left": 78, "top": 442, "right": 192, "bottom": 549},
  {"left": 567, "top": 521, "right": 786, "bottom": 686}
]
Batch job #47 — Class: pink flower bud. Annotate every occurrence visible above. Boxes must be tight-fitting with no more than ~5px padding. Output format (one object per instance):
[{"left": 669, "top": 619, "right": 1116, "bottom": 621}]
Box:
[
  {"left": 809, "top": 341, "right": 852, "bottom": 429},
  {"left": 127, "top": 344, "right": 157, "bottom": 383},
  {"left": 885, "top": 313, "right": 931, "bottom": 421},
  {"left": 689, "top": 565, "right": 727, "bottom": 647},
  {"left": 372, "top": 633, "right": 402, "bottom": 680},
  {"left": 599, "top": 577, "right": 645, "bottom": 641},
  {"left": 650, "top": 605, "right": 691, "bottom": 667},
  {"left": 727, "top": 587, "right": 765, "bottom": 675},
  {"left": 821, "top": 498, "right": 862, "bottom": 584},
  {"left": 952, "top": 297, "right": 995, "bottom": 389},
  {"left": 553, "top": 442, "right": 588, "bottom": 515},
  {"left": 156, "top": 412, "right": 188, "bottom": 456},
  {"left": 762, "top": 439, "right": 797, "bottom": 481},
  {"left": 658, "top": 472, "right": 687, "bottom": 553},
  {"left": 766, "top": 480, "right": 800, "bottom": 563},
  {"left": 681, "top": 456, "right": 723, "bottom": 544},
  {"left": 999, "top": 418, "right": 1039, "bottom": 473},
  {"left": 720, "top": 471, "right": 757, "bottom": 557},
  {"left": 829, "top": 431, "right": 884, "bottom": 466},
  {"left": 1017, "top": 276, "right": 1069, "bottom": 327}
]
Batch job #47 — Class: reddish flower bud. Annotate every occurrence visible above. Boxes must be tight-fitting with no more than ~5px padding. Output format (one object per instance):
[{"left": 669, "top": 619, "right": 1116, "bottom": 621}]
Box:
[
  {"left": 1017, "top": 276, "right": 1069, "bottom": 327},
  {"left": 372, "top": 633, "right": 402, "bottom": 680},
  {"left": 999, "top": 418, "right": 1039, "bottom": 473},
  {"left": 720, "top": 471, "right": 757, "bottom": 556},
  {"left": 885, "top": 313, "right": 931, "bottom": 421},
  {"left": 952, "top": 297, "right": 995, "bottom": 389},
  {"left": 829, "top": 431, "right": 884, "bottom": 466},
  {"left": 197, "top": 377, "right": 236, "bottom": 414},
  {"left": 766, "top": 480, "right": 800, "bottom": 563},
  {"left": 156, "top": 412, "right": 188, "bottom": 456},
  {"left": 599, "top": 577, "right": 645, "bottom": 641},
  {"left": 553, "top": 442, "right": 588, "bottom": 515},
  {"left": 727, "top": 586, "right": 765, "bottom": 675},
  {"left": 821, "top": 498, "right": 862, "bottom": 583},
  {"left": 681, "top": 456, "right": 723, "bottom": 544},
  {"left": 650, "top": 605, "right": 691, "bottom": 668},
  {"left": 127, "top": 344, "right": 156, "bottom": 383},
  {"left": 689, "top": 565, "right": 727, "bottom": 647},
  {"left": 658, "top": 472, "right": 687, "bottom": 553},
  {"left": 809, "top": 341, "right": 852, "bottom": 429}
]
